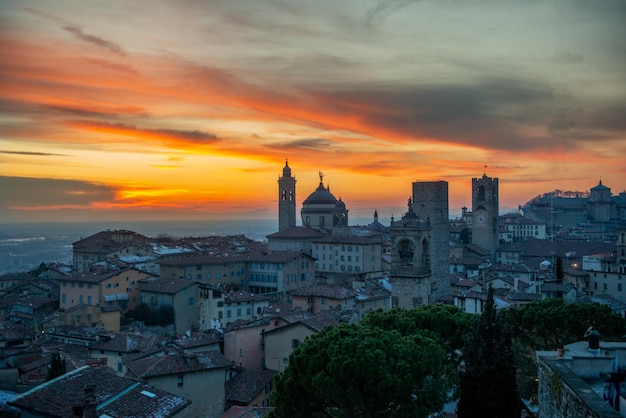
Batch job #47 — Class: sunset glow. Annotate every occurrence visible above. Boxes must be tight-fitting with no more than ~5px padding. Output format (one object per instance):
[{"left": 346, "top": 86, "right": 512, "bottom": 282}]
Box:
[{"left": 1, "top": 1, "right": 624, "bottom": 224}]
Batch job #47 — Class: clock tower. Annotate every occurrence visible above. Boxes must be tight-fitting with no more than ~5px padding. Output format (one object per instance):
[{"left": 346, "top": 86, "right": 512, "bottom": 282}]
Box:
[{"left": 472, "top": 172, "right": 499, "bottom": 261}]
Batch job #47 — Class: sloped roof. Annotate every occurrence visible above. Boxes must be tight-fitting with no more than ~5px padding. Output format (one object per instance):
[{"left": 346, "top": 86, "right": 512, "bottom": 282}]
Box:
[
  {"left": 222, "top": 406, "right": 274, "bottom": 418},
  {"left": 138, "top": 277, "right": 199, "bottom": 294},
  {"left": 288, "top": 284, "right": 358, "bottom": 300},
  {"left": 126, "top": 349, "right": 232, "bottom": 378},
  {"left": 266, "top": 226, "right": 325, "bottom": 239},
  {"left": 9, "top": 365, "right": 190, "bottom": 418},
  {"left": 89, "top": 332, "right": 165, "bottom": 353},
  {"left": 225, "top": 368, "right": 276, "bottom": 404}
]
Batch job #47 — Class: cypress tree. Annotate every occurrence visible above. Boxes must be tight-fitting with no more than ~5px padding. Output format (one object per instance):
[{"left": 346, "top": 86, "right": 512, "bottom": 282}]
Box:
[
  {"left": 46, "top": 352, "right": 66, "bottom": 381},
  {"left": 457, "top": 286, "right": 521, "bottom": 417}
]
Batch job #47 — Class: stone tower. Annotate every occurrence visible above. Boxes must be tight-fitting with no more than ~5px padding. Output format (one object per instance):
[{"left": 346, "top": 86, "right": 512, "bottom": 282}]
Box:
[
  {"left": 587, "top": 180, "right": 614, "bottom": 223},
  {"left": 278, "top": 160, "right": 296, "bottom": 231},
  {"left": 472, "top": 172, "right": 499, "bottom": 261},
  {"left": 412, "top": 180, "right": 449, "bottom": 301},
  {"left": 389, "top": 197, "right": 432, "bottom": 308}
]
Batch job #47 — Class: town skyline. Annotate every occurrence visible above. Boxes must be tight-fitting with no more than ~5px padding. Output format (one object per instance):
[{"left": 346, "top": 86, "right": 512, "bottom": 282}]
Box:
[{"left": 1, "top": 1, "right": 624, "bottom": 223}]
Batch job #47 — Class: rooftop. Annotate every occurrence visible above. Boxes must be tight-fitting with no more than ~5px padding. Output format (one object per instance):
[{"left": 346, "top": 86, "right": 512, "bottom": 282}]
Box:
[{"left": 9, "top": 365, "right": 190, "bottom": 418}]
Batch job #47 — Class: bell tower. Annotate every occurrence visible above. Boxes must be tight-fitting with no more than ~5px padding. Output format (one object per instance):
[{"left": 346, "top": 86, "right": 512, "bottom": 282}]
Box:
[
  {"left": 278, "top": 159, "right": 296, "bottom": 231},
  {"left": 472, "top": 171, "right": 499, "bottom": 261}
]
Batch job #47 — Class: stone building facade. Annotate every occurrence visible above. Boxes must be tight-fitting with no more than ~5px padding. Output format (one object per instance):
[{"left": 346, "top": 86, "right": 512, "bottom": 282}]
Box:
[
  {"left": 389, "top": 198, "right": 432, "bottom": 308},
  {"left": 472, "top": 173, "right": 499, "bottom": 261},
  {"left": 412, "top": 180, "right": 449, "bottom": 301}
]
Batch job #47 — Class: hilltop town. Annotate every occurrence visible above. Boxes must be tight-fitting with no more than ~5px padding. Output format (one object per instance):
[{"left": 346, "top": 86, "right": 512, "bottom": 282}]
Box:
[{"left": 1, "top": 162, "right": 626, "bottom": 417}]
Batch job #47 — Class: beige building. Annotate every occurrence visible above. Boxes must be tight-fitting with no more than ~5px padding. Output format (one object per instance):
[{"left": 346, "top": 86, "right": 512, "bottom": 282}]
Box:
[
  {"left": 288, "top": 284, "right": 357, "bottom": 314},
  {"left": 125, "top": 348, "right": 233, "bottom": 418},
  {"left": 138, "top": 277, "right": 201, "bottom": 334},
  {"left": 60, "top": 267, "right": 152, "bottom": 312},
  {"left": 263, "top": 312, "right": 339, "bottom": 372},
  {"left": 42, "top": 304, "right": 121, "bottom": 332}
]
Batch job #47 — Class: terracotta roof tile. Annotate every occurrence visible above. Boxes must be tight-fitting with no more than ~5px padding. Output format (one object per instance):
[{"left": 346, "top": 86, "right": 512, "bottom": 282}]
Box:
[
  {"left": 9, "top": 365, "right": 190, "bottom": 417},
  {"left": 225, "top": 368, "right": 276, "bottom": 404},
  {"left": 126, "top": 348, "right": 232, "bottom": 378}
]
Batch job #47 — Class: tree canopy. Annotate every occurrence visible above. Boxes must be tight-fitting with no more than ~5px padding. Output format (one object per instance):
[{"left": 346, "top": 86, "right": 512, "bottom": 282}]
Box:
[
  {"left": 270, "top": 323, "right": 455, "bottom": 418},
  {"left": 499, "top": 298, "right": 626, "bottom": 351},
  {"left": 361, "top": 304, "right": 471, "bottom": 359},
  {"left": 457, "top": 286, "right": 521, "bottom": 418}
]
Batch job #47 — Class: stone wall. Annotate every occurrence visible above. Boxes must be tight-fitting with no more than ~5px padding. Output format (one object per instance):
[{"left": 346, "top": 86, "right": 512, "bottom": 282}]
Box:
[{"left": 537, "top": 356, "right": 621, "bottom": 418}]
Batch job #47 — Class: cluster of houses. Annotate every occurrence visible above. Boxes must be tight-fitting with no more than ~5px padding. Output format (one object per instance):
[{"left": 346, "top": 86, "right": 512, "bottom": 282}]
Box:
[{"left": 1, "top": 166, "right": 625, "bottom": 417}]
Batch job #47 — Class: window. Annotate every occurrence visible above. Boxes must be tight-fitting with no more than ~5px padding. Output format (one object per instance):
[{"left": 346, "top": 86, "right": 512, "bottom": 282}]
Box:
[
  {"left": 62, "top": 293, "right": 66, "bottom": 303},
  {"left": 106, "top": 283, "right": 112, "bottom": 288},
  {"left": 292, "top": 339, "right": 300, "bottom": 348},
  {"left": 227, "top": 310, "right": 232, "bottom": 318},
  {"left": 87, "top": 296, "right": 92, "bottom": 305},
  {"left": 188, "top": 297, "right": 194, "bottom": 305},
  {"left": 114, "top": 283, "right": 119, "bottom": 288},
  {"left": 178, "top": 374, "right": 184, "bottom": 387},
  {"left": 320, "top": 297, "right": 326, "bottom": 305}
]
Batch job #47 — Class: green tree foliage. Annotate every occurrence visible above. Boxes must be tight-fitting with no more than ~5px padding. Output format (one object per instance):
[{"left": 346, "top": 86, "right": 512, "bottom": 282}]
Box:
[
  {"left": 270, "top": 324, "right": 455, "bottom": 418},
  {"left": 124, "top": 303, "right": 174, "bottom": 326},
  {"left": 124, "top": 303, "right": 153, "bottom": 325},
  {"left": 457, "top": 286, "right": 521, "bottom": 418},
  {"left": 459, "top": 228, "right": 471, "bottom": 245},
  {"left": 498, "top": 298, "right": 626, "bottom": 399},
  {"left": 361, "top": 305, "right": 471, "bottom": 362},
  {"left": 499, "top": 298, "right": 626, "bottom": 351},
  {"left": 153, "top": 304, "right": 175, "bottom": 326},
  {"left": 46, "top": 352, "right": 66, "bottom": 381}
]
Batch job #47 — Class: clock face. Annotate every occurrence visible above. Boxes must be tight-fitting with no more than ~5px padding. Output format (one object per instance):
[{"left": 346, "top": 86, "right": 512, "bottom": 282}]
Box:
[{"left": 476, "top": 214, "right": 485, "bottom": 224}]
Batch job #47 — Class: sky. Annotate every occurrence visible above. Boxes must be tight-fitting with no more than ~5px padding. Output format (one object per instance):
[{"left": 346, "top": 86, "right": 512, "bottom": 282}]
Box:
[{"left": 1, "top": 0, "right": 624, "bottom": 225}]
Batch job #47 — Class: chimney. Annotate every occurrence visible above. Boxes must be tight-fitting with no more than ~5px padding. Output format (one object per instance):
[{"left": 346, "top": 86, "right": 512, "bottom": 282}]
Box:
[{"left": 82, "top": 384, "right": 97, "bottom": 418}]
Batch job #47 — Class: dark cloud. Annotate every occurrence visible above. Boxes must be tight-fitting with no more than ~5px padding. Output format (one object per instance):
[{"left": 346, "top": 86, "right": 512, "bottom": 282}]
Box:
[
  {"left": 365, "top": 0, "right": 419, "bottom": 25},
  {"left": 267, "top": 138, "right": 333, "bottom": 151},
  {"left": 0, "top": 176, "right": 115, "bottom": 208},
  {"left": 78, "top": 121, "right": 219, "bottom": 142},
  {"left": 305, "top": 77, "right": 575, "bottom": 151},
  {"left": 83, "top": 58, "right": 140, "bottom": 76},
  {"left": 0, "top": 150, "right": 70, "bottom": 157},
  {"left": 0, "top": 99, "right": 148, "bottom": 121},
  {"left": 63, "top": 26, "right": 127, "bottom": 56}
]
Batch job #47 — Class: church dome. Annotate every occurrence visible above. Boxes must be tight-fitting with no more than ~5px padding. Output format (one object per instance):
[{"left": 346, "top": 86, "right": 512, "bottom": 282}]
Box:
[
  {"left": 303, "top": 183, "right": 338, "bottom": 205},
  {"left": 335, "top": 198, "right": 346, "bottom": 208},
  {"left": 282, "top": 160, "right": 292, "bottom": 177}
]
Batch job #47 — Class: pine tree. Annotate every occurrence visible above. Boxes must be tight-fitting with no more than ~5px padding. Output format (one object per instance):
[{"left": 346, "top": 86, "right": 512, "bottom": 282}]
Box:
[
  {"left": 46, "top": 352, "right": 66, "bottom": 381},
  {"left": 457, "top": 286, "right": 521, "bottom": 417}
]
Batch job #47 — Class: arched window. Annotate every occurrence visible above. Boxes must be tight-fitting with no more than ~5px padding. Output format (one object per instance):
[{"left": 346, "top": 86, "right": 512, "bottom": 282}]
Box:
[
  {"left": 477, "top": 186, "right": 486, "bottom": 202},
  {"left": 398, "top": 239, "right": 414, "bottom": 266}
]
